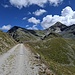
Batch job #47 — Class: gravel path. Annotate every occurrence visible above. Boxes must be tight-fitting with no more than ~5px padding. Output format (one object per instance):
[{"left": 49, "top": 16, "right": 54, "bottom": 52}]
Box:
[{"left": 0, "top": 44, "right": 41, "bottom": 75}]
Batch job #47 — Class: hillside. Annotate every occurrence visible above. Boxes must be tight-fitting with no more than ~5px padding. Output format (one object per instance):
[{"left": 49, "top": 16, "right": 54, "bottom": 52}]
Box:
[
  {"left": 46, "top": 22, "right": 67, "bottom": 33},
  {"left": 45, "top": 22, "right": 75, "bottom": 38},
  {"left": 7, "top": 26, "right": 42, "bottom": 42},
  {"left": 7, "top": 22, "right": 75, "bottom": 43},
  {"left": 61, "top": 24, "right": 75, "bottom": 38},
  {"left": 0, "top": 30, "right": 17, "bottom": 55},
  {"left": 26, "top": 37, "right": 75, "bottom": 75},
  {"left": 7, "top": 22, "right": 75, "bottom": 75}
]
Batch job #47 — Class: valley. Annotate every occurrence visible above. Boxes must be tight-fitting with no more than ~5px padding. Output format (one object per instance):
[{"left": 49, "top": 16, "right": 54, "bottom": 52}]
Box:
[{"left": 0, "top": 22, "right": 75, "bottom": 75}]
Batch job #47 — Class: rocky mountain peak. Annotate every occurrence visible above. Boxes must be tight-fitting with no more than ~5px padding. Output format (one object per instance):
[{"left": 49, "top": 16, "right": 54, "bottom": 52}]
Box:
[
  {"left": 8, "top": 26, "right": 20, "bottom": 33},
  {"left": 53, "top": 22, "right": 63, "bottom": 26},
  {"left": 51, "top": 22, "right": 67, "bottom": 29},
  {"left": 48, "top": 22, "right": 67, "bottom": 32}
]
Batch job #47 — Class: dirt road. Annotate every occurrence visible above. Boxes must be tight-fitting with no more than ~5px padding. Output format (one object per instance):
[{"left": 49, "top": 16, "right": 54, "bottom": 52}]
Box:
[{"left": 0, "top": 44, "right": 42, "bottom": 75}]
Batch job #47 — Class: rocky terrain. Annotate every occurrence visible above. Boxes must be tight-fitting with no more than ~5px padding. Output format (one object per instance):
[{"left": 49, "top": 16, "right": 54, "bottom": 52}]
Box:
[
  {"left": 7, "top": 22, "right": 75, "bottom": 42},
  {"left": 0, "top": 22, "right": 75, "bottom": 75},
  {"left": 0, "top": 30, "right": 16, "bottom": 55}
]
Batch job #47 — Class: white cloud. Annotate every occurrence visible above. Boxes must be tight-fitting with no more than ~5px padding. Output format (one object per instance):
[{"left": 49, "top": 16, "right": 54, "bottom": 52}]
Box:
[
  {"left": 27, "top": 27, "right": 32, "bottom": 30},
  {"left": 41, "top": 6, "right": 75, "bottom": 29},
  {"left": 28, "top": 17, "right": 40, "bottom": 24},
  {"left": 33, "top": 9, "right": 47, "bottom": 16},
  {"left": 9, "top": 0, "right": 63, "bottom": 9},
  {"left": 49, "top": 0, "right": 63, "bottom": 6},
  {"left": 26, "top": 25, "right": 29, "bottom": 27},
  {"left": 32, "top": 25, "right": 38, "bottom": 30},
  {"left": 0, "top": 25, "right": 11, "bottom": 31},
  {"left": 9, "top": 0, "right": 28, "bottom": 9},
  {"left": 27, "top": 25, "right": 38, "bottom": 30},
  {"left": 22, "top": 17, "right": 27, "bottom": 20},
  {"left": 2, "top": 5, "right": 9, "bottom": 8},
  {"left": 28, "top": 12, "right": 31, "bottom": 15},
  {"left": 61, "top": 6, "right": 74, "bottom": 17}
]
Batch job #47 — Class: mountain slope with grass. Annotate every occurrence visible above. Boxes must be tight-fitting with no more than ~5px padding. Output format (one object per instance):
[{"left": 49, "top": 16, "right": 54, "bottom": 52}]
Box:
[
  {"left": 7, "top": 26, "right": 42, "bottom": 42},
  {"left": 61, "top": 24, "right": 75, "bottom": 38},
  {"left": 7, "top": 22, "right": 75, "bottom": 43},
  {"left": 0, "top": 30, "right": 16, "bottom": 55},
  {"left": 7, "top": 22, "right": 75, "bottom": 75},
  {"left": 25, "top": 37, "right": 75, "bottom": 75},
  {"left": 45, "top": 22, "right": 75, "bottom": 38}
]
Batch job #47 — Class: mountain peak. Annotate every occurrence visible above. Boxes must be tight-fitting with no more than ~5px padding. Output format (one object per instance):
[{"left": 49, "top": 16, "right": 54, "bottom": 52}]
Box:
[
  {"left": 7, "top": 26, "right": 25, "bottom": 33},
  {"left": 53, "top": 22, "right": 66, "bottom": 27},
  {"left": 50, "top": 22, "right": 67, "bottom": 31},
  {"left": 12, "top": 26, "right": 22, "bottom": 29}
]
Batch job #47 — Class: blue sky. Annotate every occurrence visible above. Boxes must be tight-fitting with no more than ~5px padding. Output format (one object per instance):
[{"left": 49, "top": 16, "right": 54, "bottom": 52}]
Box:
[{"left": 0, "top": 0, "right": 75, "bottom": 31}]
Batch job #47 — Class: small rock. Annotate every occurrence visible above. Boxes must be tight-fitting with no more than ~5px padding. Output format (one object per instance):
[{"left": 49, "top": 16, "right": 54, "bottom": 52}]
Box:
[
  {"left": 31, "top": 67, "right": 34, "bottom": 69},
  {"left": 41, "top": 63, "right": 47, "bottom": 70},
  {"left": 45, "top": 68, "right": 51, "bottom": 75},
  {"left": 34, "top": 53, "right": 41, "bottom": 59}
]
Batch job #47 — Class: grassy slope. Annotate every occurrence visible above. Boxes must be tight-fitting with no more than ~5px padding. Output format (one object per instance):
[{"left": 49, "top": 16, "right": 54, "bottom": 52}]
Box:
[
  {"left": 26, "top": 37, "right": 75, "bottom": 75},
  {"left": 0, "top": 31, "right": 17, "bottom": 54},
  {"left": 11, "top": 28, "right": 40, "bottom": 42}
]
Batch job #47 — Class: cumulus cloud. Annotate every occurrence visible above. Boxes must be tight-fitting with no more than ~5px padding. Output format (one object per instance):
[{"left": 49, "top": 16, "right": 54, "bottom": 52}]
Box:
[
  {"left": 0, "top": 25, "right": 11, "bottom": 31},
  {"left": 28, "top": 17, "right": 40, "bottom": 24},
  {"left": 61, "top": 6, "right": 74, "bottom": 17},
  {"left": 33, "top": 9, "right": 47, "bottom": 16},
  {"left": 27, "top": 25, "right": 38, "bottom": 30},
  {"left": 9, "top": 0, "right": 63, "bottom": 9},
  {"left": 41, "top": 6, "right": 75, "bottom": 29}
]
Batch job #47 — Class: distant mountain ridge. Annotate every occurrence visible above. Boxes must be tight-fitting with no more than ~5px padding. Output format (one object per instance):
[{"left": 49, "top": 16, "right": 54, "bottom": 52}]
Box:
[
  {"left": 1, "top": 22, "right": 75, "bottom": 75},
  {"left": 7, "top": 26, "right": 42, "bottom": 42},
  {"left": 45, "top": 22, "right": 75, "bottom": 39},
  {"left": 48, "top": 22, "right": 67, "bottom": 32},
  {"left": 60, "top": 24, "right": 75, "bottom": 38},
  {"left": 7, "top": 22, "right": 75, "bottom": 42}
]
